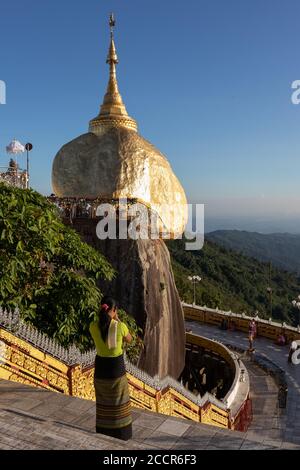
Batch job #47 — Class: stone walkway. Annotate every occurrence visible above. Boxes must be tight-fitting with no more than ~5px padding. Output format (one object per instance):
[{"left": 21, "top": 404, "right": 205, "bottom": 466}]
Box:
[
  {"left": 187, "top": 321, "right": 300, "bottom": 448},
  {"left": 0, "top": 378, "right": 292, "bottom": 450}
]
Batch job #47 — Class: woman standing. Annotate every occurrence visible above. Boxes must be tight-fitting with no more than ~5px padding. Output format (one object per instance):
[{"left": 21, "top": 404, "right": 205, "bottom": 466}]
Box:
[
  {"left": 248, "top": 318, "right": 257, "bottom": 352},
  {"left": 89, "top": 297, "right": 133, "bottom": 441}
]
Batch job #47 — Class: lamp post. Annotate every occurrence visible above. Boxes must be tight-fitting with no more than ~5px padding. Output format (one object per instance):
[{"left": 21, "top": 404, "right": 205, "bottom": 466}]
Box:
[
  {"left": 25, "top": 143, "right": 33, "bottom": 189},
  {"left": 188, "top": 275, "right": 201, "bottom": 305},
  {"left": 291, "top": 296, "right": 300, "bottom": 327},
  {"left": 267, "top": 286, "right": 272, "bottom": 319},
  {"left": 266, "top": 262, "right": 273, "bottom": 319}
]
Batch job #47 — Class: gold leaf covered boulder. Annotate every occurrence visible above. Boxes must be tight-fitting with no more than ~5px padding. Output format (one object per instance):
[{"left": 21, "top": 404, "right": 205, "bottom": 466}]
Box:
[{"left": 52, "top": 20, "right": 187, "bottom": 238}]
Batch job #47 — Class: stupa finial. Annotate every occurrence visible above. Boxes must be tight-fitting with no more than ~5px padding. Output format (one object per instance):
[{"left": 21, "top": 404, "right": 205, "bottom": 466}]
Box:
[
  {"left": 109, "top": 12, "right": 115, "bottom": 39},
  {"left": 89, "top": 13, "right": 138, "bottom": 135},
  {"left": 106, "top": 13, "right": 118, "bottom": 66}
]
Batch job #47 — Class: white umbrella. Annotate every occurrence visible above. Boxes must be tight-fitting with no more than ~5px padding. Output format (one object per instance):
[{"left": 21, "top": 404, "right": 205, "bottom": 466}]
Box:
[{"left": 6, "top": 140, "right": 25, "bottom": 154}]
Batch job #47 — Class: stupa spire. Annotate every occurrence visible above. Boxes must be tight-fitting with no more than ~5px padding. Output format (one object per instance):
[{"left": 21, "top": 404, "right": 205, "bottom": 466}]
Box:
[{"left": 89, "top": 13, "right": 138, "bottom": 136}]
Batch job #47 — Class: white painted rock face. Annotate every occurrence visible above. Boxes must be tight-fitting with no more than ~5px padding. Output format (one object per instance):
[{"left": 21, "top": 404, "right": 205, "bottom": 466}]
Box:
[{"left": 52, "top": 127, "right": 188, "bottom": 237}]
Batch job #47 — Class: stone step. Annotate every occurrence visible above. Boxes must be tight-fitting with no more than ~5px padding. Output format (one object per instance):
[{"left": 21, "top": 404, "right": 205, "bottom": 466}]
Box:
[{"left": 0, "top": 379, "right": 286, "bottom": 450}]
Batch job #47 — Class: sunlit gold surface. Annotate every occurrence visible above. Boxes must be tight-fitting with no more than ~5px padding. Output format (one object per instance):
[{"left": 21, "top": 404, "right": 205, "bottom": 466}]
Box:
[
  {"left": 89, "top": 24, "right": 137, "bottom": 135},
  {"left": 52, "top": 128, "right": 188, "bottom": 236},
  {"left": 52, "top": 18, "right": 187, "bottom": 236},
  {"left": 0, "top": 328, "right": 70, "bottom": 394}
]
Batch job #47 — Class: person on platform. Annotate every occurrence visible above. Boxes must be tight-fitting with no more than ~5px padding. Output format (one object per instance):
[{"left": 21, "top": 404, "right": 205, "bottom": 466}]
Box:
[
  {"left": 248, "top": 318, "right": 257, "bottom": 352},
  {"left": 89, "top": 297, "right": 133, "bottom": 441},
  {"left": 220, "top": 318, "right": 228, "bottom": 330},
  {"left": 276, "top": 331, "right": 287, "bottom": 346},
  {"left": 288, "top": 340, "right": 299, "bottom": 364}
]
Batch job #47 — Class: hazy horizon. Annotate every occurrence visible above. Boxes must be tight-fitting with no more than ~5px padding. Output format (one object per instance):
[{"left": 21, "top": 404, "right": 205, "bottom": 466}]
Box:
[
  {"left": 1, "top": 0, "right": 300, "bottom": 232},
  {"left": 204, "top": 216, "right": 300, "bottom": 235},
  {"left": 202, "top": 196, "right": 300, "bottom": 233}
]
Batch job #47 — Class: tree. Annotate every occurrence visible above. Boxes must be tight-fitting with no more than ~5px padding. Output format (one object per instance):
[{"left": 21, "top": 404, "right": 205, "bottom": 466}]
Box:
[{"left": 0, "top": 183, "right": 141, "bottom": 360}]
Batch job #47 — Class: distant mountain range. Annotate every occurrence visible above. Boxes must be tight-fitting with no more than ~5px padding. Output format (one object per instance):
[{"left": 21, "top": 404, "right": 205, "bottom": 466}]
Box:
[
  {"left": 167, "top": 237, "right": 300, "bottom": 326},
  {"left": 206, "top": 231, "right": 300, "bottom": 275},
  {"left": 204, "top": 216, "right": 300, "bottom": 234}
]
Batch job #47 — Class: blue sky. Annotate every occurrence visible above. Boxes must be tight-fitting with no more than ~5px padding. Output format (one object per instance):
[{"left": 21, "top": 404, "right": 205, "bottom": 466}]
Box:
[{"left": 1, "top": 0, "right": 300, "bottom": 230}]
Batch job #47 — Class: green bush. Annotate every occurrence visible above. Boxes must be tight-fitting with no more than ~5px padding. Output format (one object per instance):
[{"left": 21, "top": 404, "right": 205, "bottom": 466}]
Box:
[{"left": 0, "top": 183, "right": 142, "bottom": 359}]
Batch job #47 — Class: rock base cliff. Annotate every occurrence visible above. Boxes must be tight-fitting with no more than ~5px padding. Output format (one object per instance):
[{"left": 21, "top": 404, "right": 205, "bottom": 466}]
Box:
[{"left": 68, "top": 218, "right": 185, "bottom": 380}]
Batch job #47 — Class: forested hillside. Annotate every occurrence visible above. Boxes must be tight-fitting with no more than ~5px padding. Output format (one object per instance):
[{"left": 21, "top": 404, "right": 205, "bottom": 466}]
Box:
[
  {"left": 207, "top": 230, "right": 300, "bottom": 274},
  {"left": 167, "top": 238, "right": 300, "bottom": 326}
]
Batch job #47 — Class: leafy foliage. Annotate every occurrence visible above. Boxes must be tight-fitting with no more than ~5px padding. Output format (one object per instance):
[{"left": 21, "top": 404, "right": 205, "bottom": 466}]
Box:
[
  {"left": 0, "top": 184, "right": 142, "bottom": 356},
  {"left": 167, "top": 238, "right": 300, "bottom": 326},
  {"left": 118, "top": 309, "right": 144, "bottom": 364}
]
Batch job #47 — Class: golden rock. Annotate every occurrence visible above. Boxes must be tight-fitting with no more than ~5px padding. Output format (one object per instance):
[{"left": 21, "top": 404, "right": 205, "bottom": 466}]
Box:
[{"left": 52, "top": 20, "right": 187, "bottom": 237}]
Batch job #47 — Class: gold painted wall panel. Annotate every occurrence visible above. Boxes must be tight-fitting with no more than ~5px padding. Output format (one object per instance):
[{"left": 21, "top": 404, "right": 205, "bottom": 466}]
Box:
[{"left": 0, "top": 325, "right": 246, "bottom": 431}]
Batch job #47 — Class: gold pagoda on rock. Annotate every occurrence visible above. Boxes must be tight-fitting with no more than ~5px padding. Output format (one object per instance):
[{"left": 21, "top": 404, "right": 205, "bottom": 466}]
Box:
[
  {"left": 52, "top": 14, "right": 188, "bottom": 237},
  {"left": 89, "top": 14, "right": 138, "bottom": 135}
]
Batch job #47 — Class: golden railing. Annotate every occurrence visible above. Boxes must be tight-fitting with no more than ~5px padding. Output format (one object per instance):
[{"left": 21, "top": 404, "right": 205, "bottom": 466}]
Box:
[
  {"left": 183, "top": 303, "right": 300, "bottom": 343},
  {"left": 0, "top": 322, "right": 250, "bottom": 431},
  {"left": 0, "top": 328, "right": 70, "bottom": 394}
]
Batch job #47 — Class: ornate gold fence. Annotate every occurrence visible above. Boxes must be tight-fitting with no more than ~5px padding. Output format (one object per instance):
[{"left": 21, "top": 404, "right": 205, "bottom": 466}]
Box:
[
  {"left": 0, "top": 315, "right": 250, "bottom": 431},
  {"left": 184, "top": 304, "right": 300, "bottom": 343},
  {"left": 0, "top": 328, "right": 70, "bottom": 394}
]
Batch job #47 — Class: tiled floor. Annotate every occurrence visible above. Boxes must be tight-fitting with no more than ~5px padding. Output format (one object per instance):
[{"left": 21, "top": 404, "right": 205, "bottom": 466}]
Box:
[{"left": 0, "top": 378, "right": 288, "bottom": 450}]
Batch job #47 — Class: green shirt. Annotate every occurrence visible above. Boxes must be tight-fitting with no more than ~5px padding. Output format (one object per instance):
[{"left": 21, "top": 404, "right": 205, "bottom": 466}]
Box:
[{"left": 89, "top": 319, "right": 129, "bottom": 357}]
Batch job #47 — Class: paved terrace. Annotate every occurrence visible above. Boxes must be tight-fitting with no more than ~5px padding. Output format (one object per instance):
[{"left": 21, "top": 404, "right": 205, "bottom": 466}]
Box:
[
  {"left": 1, "top": 321, "right": 300, "bottom": 450},
  {"left": 0, "top": 372, "right": 297, "bottom": 450},
  {"left": 187, "top": 321, "right": 300, "bottom": 448}
]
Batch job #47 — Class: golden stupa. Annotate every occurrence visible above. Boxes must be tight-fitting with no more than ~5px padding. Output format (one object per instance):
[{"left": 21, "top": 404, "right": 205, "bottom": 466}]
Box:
[{"left": 52, "top": 15, "right": 187, "bottom": 236}]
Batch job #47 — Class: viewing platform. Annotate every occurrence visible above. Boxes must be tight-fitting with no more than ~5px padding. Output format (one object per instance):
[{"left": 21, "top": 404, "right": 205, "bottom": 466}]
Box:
[
  {"left": 0, "top": 379, "right": 285, "bottom": 450},
  {"left": 0, "top": 309, "right": 252, "bottom": 432},
  {"left": 184, "top": 303, "right": 300, "bottom": 447},
  {"left": 1, "top": 305, "right": 300, "bottom": 448}
]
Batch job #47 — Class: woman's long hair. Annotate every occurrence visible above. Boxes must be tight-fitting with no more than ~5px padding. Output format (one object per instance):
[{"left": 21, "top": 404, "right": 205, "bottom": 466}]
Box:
[{"left": 99, "top": 296, "right": 117, "bottom": 342}]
